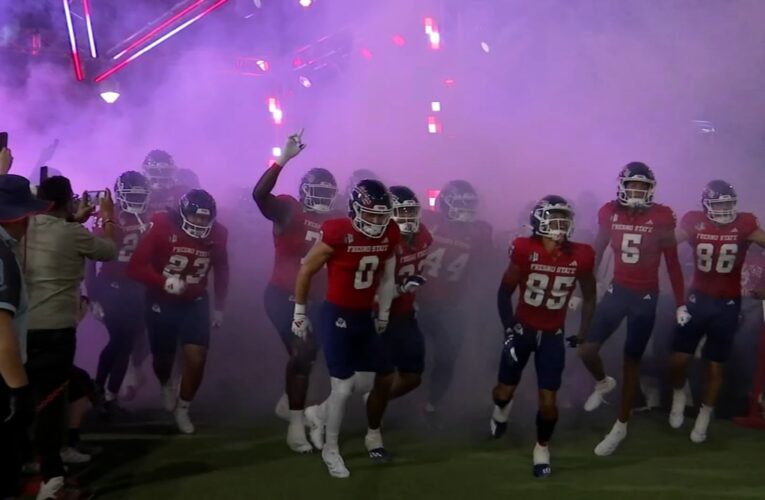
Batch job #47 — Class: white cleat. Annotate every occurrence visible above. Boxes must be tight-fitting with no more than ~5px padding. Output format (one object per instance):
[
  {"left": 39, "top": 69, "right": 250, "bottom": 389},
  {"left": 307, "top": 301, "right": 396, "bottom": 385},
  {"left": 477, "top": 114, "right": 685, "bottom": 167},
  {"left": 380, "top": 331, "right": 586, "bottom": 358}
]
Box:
[
  {"left": 274, "top": 393, "right": 290, "bottom": 422},
  {"left": 287, "top": 420, "right": 313, "bottom": 453},
  {"left": 322, "top": 447, "right": 350, "bottom": 478},
  {"left": 304, "top": 404, "right": 325, "bottom": 450},
  {"left": 161, "top": 384, "right": 177, "bottom": 412},
  {"left": 690, "top": 408, "right": 712, "bottom": 443},
  {"left": 594, "top": 423, "right": 627, "bottom": 457},
  {"left": 174, "top": 407, "right": 195, "bottom": 434},
  {"left": 669, "top": 390, "right": 687, "bottom": 429},
  {"left": 60, "top": 447, "right": 91, "bottom": 464},
  {"left": 584, "top": 376, "right": 616, "bottom": 412},
  {"left": 36, "top": 476, "right": 65, "bottom": 500}
]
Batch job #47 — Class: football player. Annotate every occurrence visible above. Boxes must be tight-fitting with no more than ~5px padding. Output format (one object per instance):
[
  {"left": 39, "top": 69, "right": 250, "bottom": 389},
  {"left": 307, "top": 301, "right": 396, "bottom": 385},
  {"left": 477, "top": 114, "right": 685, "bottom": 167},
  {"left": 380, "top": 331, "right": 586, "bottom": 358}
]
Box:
[
  {"left": 253, "top": 131, "right": 342, "bottom": 453},
  {"left": 343, "top": 169, "right": 379, "bottom": 200},
  {"left": 142, "top": 149, "right": 180, "bottom": 213},
  {"left": 175, "top": 168, "right": 201, "bottom": 191},
  {"left": 492, "top": 195, "right": 596, "bottom": 477},
  {"left": 364, "top": 186, "right": 432, "bottom": 461},
  {"left": 418, "top": 179, "right": 493, "bottom": 426},
  {"left": 127, "top": 189, "right": 229, "bottom": 434},
  {"left": 294, "top": 179, "right": 399, "bottom": 478},
  {"left": 669, "top": 180, "right": 765, "bottom": 441},
  {"left": 90, "top": 171, "right": 151, "bottom": 413},
  {"left": 578, "top": 162, "right": 687, "bottom": 456}
]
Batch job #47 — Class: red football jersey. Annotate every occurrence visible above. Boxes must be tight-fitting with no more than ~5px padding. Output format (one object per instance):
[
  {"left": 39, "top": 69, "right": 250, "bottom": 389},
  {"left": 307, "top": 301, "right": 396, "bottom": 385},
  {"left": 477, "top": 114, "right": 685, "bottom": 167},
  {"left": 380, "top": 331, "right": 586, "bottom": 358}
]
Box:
[
  {"left": 511, "top": 237, "right": 595, "bottom": 331},
  {"left": 128, "top": 211, "right": 229, "bottom": 308},
  {"left": 681, "top": 211, "right": 758, "bottom": 299},
  {"left": 321, "top": 218, "right": 400, "bottom": 310},
  {"left": 95, "top": 209, "right": 148, "bottom": 283},
  {"left": 270, "top": 195, "right": 334, "bottom": 291},
  {"left": 391, "top": 224, "right": 434, "bottom": 316},
  {"left": 418, "top": 210, "right": 493, "bottom": 301},
  {"left": 598, "top": 201, "right": 676, "bottom": 292}
]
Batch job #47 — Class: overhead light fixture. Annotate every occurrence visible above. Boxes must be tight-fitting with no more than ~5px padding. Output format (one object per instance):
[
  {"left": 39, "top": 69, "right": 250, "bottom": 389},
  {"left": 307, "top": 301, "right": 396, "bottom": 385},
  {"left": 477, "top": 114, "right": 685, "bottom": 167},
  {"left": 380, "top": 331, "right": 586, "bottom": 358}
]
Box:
[{"left": 99, "top": 81, "right": 120, "bottom": 104}]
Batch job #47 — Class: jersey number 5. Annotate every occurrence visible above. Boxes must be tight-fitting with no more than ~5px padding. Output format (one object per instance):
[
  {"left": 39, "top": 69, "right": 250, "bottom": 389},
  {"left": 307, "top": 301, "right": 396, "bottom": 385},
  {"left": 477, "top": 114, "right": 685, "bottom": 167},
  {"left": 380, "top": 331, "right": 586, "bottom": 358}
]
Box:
[
  {"left": 163, "top": 255, "right": 211, "bottom": 284},
  {"left": 621, "top": 233, "right": 642, "bottom": 264},
  {"left": 524, "top": 273, "right": 576, "bottom": 310}
]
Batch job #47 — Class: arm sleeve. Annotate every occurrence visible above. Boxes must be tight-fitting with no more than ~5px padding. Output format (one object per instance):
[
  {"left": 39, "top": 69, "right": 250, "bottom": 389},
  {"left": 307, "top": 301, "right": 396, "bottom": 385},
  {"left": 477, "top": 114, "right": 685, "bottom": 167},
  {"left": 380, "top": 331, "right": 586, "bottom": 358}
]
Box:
[
  {"left": 212, "top": 226, "right": 230, "bottom": 310},
  {"left": 127, "top": 225, "right": 166, "bottom": 290},
  {"left": 74, "top": 224, "right": 117, "bottom": 261},
  {"left": 376, "top": 256, "right": 397, "bottom": 320},
  {"left": 661, "top": 209, "right": 685, "bottom": 306},
  {"left": 0, "top": 251, "right": 21, "bottom": 316}
]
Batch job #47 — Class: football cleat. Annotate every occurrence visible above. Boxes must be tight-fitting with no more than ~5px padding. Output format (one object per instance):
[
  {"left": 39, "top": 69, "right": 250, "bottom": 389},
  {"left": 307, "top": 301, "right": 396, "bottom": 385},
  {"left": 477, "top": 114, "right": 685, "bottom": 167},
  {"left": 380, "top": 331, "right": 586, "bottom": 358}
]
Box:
[
  {"left": 532, "top": 443, "right": 551, "bottom": 478},
  {"left": 367, "top": 447, "right": 393, "bottom": 464},
  {"left": 669, "top": 389, "right": 687, "bottom": 429},
  {"left": 287, "top": 421, "right": 313, "bottom": 454},
  {"left": 594, "top": 422, "right": 627, "bottom": 457},
  {"left": 584, "top": 376, "right": 616, "bottom": 412},
  {"left": 174, "top": 407, "right": 195, "bottom": 434},
  {"left": 490, "top": 418, "right": 507, "bottom": 439},
  {"left": 303, "top": 404, "right": 325, "bottom": 450},
  {"left": 322, "top": 447, "right": 350, "bottom": 479}
]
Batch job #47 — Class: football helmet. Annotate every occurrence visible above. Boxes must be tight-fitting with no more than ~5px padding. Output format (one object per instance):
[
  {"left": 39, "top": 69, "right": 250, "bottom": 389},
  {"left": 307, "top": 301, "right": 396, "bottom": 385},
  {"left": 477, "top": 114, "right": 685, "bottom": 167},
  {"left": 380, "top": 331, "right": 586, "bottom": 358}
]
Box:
[
  {"left": 389, "top": 185, "right": 421, "bottom": 234},
  {"left": 344, "top": 169, "right": 379, "bottom": 199},
  {"left": 179, "top": 189, "right": 217, "bottom": 239},
  {"left": 530, "top": 194, "right": 574, "bottom": 241},
  {"left": 617, "top": 162, "right": 655, "bottom": 208},
  {"left": 114, "top": 170, "right": 150, "bottom": 215},
  {"left": 142, "top": 149, "right": 177, "bottom": 191},
  {"left": 175, "top": 168, "right": 200, "bottom": 190},
  {"left": 702, "top": 179, "right": 737, "bottom": 224},
  {"left": 437, "top": 180, "right": 478, "bottom": 222},
  {"left": 300, "top": 168, "right": 337, "bottom": 213},
  {"left": 348, "top": 179, "right": 392, "bottom": 238}
]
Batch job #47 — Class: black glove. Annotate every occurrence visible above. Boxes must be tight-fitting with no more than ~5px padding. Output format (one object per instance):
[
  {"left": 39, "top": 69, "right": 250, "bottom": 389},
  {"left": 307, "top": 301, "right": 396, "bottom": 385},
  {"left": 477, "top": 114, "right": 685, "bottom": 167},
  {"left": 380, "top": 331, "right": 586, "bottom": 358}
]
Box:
[
  {"left": 5, "top": 385, "right": 35, "bottom": 429},
  {"left": 503, "top": 323, "right": 523, "bottom": 366},
  {"left": 565, "top": 335, "right": 583, "bottom": 348}
]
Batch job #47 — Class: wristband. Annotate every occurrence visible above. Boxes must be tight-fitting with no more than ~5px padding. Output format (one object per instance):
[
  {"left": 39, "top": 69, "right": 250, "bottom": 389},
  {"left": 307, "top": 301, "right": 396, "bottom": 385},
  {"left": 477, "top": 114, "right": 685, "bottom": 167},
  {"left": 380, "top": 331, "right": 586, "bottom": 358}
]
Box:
[{"left": 294, "top": 303, "right": 307, "bottom": 315}]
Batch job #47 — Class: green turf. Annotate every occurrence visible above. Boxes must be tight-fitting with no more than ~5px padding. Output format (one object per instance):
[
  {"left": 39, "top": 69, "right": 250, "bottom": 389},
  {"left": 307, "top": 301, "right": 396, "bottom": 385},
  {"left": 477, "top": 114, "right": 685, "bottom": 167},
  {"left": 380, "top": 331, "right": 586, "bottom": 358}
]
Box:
[{"left": 79, "top": 412, "right": 765, "bottom": 500}]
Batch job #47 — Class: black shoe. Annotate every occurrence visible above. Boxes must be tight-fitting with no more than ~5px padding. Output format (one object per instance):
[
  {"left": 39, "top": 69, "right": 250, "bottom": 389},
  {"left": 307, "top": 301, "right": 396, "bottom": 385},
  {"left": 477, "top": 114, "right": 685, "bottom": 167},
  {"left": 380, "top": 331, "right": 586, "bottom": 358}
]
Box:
[
  {"left": 533, "top": 463, "right": 551, "bottom": 478},
  {"left": 368, "top": 447, "right": 393, "bottom": 464},
  {"left": 490, "top": 418, "right": 507, "bottom": 439}
]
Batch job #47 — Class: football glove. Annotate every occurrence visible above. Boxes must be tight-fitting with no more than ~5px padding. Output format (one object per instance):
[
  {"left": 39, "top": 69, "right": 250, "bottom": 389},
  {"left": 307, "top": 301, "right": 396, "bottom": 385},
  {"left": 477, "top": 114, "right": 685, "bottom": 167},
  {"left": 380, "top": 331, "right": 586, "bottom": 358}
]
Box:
[
  {"left": 89, "top": 301, "right": 105, "bottom": 322},
  {"left": 276, "top": 129, "right": 306, "bottom": 166},
  {"left": 5, "top": 385, "right": 34, "bottom": 429},
  {"left": 163, "top": 275, "right": 187, "bottom": 295},
  {"left": 397, "top": 275, "right": 426, "bottom": 296},
  {"left": 565, "top": 335, "right": 583, "bottom": 348},
  {"left": 292, "top": 304, "right": 312, "bottom": 339},
  {"left": 676, "top": 305, "right": 692, "bottom": 327},
  {"left": 212, "top": 310, "right": 224, "bottom": 328},
  {"left": 503, "top": 323, "right": 522, "bottom": 366},
  {"left": 374, "top": 317, "right": 389, "bottom": 335}
]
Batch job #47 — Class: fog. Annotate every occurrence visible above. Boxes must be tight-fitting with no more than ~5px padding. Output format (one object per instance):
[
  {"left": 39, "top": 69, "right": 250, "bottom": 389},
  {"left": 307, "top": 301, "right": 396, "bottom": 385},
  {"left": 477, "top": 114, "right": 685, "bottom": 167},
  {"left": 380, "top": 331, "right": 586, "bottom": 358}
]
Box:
[{"left": 2, "top": 0, "right": 765, "bottom": 428}]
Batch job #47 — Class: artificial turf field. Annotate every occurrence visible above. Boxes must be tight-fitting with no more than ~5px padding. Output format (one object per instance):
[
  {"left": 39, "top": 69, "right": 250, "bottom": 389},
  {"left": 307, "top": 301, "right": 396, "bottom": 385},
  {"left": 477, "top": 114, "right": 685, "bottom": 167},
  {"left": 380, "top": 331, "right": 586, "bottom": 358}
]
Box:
[{"left": 68, "top": 410, "right": 765, "bottom": 500}]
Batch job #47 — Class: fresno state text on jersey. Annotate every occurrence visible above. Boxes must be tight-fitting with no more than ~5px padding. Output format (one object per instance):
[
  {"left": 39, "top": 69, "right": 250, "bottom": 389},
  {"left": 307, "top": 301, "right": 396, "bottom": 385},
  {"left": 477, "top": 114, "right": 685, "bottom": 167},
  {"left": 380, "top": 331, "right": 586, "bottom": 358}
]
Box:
[
  {"left": 598, "top": 201, "right": 675, "bottom": 292},
  {"left": 321, "top": 218, "right": 400, "bottom": 310},
  {"left": 511, "top": 237, "right": 595, "bottom": 331},
  {"left": 270, "top": 194, "right": 331, "bottom": 291},
  {"left": 127, "top": 211, "right": 229, "bottom": 307},
  {"left": 96, "top": 210, "right": 147, "bottom": 283},
  {"left": 681, "top": 211, "right": 758, "bottom": 299},
  {"left": 419, "top": 210, "right": 492, "bottom": 300},
  {"left": 391, "top": 224, "right": 433, "bottom": 316}
]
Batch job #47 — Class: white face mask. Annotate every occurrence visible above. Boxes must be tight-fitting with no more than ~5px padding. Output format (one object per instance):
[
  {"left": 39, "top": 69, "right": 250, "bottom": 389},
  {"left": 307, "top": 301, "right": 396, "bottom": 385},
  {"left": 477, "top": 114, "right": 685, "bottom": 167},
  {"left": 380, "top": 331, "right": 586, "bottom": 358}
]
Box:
[{"left": 352, "top": 203, "right": 391, "bottom": 238}]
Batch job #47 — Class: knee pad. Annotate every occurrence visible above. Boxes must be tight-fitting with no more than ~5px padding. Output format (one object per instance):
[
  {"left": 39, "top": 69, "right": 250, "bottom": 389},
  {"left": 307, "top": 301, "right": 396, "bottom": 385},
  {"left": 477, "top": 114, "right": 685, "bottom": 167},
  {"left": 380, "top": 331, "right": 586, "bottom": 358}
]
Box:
[
  {"left": 353, "top": 371, "right": 375, "bottom": 395},
  {"left": 330, "top": 376, "right": 354, "bottom": 399}
]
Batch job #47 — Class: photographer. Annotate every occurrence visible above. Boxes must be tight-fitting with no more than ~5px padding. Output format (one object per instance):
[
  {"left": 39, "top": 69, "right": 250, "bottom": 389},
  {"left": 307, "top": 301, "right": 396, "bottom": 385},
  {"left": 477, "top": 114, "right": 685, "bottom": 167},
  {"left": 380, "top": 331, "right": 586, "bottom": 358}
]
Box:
[
  {"left": 0, "top": 172, "right": 52, "bottom": 500},
  {"left": 21, "top": 175, "right": 117, "bottom": 498}
]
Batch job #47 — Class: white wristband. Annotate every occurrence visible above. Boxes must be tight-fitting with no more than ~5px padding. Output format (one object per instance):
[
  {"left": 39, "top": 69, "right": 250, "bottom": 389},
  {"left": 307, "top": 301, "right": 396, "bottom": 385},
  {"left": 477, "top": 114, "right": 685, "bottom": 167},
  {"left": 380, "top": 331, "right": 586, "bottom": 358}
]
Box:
[{"left": 294, "top": 303, "right": 307, "bottom": 315}]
